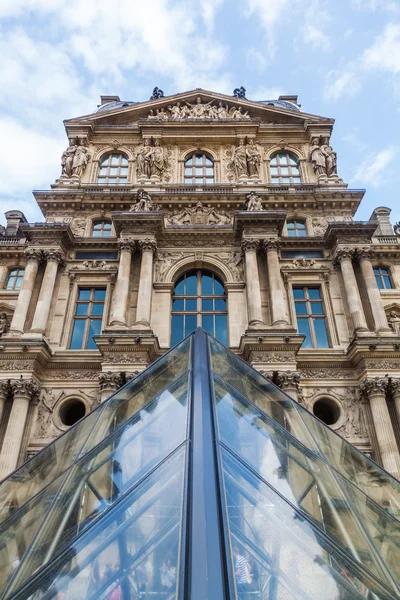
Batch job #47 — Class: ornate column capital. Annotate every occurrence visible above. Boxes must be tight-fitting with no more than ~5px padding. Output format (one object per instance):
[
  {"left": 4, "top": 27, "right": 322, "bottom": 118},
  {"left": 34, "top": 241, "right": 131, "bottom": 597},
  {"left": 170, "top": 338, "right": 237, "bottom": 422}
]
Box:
[
  {"left": 356, "top": 246, "right": 375, "bottom": 261},
  {"left": 24, "top": 248, "right": 43, "bottom": 263},
  {"left": 10, "top": 379, "right": 40, "bottom": 402},
  {"left": 262, "top": 238, "right": 281, "bottom": 253},
  {"left": 0, "top": 380, "right": 10, "bottom": 400},
  {"left": 241, "top": 238, "right": 261, "bottom": 252},
  {"left": 333, "top": 247, "right": 355, "bottom": 266},
  {"left": 276, "top": 371, "right": 301, "bottom": 391},
  {"left": 117, "top": 238, "right": 136, "bottom": 253},
  {"left": 98, "top": 371, "right": 123, "bottom": 392},
  {"left": 389, "top": 378, "right": 400, "bottom": 397},
  {"left": 360, "top": 377, "right": 389, "bottom": 399},
  {"left": 137, "top": 238, "right": 157, "bottom": 254},
  {"left": 43, "top": 248, "right": 66, "bottom": 265}
]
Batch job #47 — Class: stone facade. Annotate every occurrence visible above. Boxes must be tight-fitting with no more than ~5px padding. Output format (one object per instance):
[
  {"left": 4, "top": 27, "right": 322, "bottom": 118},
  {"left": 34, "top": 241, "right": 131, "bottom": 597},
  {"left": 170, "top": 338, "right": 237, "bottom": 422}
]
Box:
[{"left": 1, "top": 88, "right": 400, "bottom": 479}]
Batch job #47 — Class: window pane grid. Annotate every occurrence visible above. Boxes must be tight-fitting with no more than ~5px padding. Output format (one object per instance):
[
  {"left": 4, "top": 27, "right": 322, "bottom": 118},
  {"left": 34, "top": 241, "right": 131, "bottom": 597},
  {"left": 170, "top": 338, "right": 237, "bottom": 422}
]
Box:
[
  {"left": 184, "top": 153, "right": 214, "bottom": 185},
  {"left": 294, "top": 286, "right": 329, "bottom": 348},
  {"left": 172, "top": 270, "right": 227, "bottom": 345},
  {"left": 91, "top": 221, "right": 112, "bottom": 238},
  {"left": 69, "top": 288, "right": 106, "bottom": 349},
  {"left": 287, "top": 219, "right": 307, "bottom": 237},
  {"left": 97, "top": 153, "right": 128, "bottom": 185},
  {"left": 270, "top": 152, "right": 301, "bottom": 184},
  {"left": 373, "top": 267, "right": 392, "bottom": 290},
  {"left": 5, "top": 268, "right": 25, "bottom": 290}
]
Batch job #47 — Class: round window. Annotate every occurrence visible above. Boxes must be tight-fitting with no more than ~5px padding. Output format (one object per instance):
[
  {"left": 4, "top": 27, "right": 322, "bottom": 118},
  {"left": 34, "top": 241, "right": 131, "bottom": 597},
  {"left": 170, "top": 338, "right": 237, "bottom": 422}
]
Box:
[
  {"left": 313, "top": 398, "right": 340, "bottom": 426},
  {"left": 59, "top": 399, "right": 86, "bottom": 427}
]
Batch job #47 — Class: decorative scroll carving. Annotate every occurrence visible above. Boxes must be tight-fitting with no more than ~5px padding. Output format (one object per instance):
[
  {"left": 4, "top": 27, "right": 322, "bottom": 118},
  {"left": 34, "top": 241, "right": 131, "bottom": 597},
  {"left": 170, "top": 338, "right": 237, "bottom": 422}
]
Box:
[
  {"left": 103, "top": 353, "right": 148, "bottom": 364},
  {"left": 333, "top": 247, "right": 355, "bottom": 265},
  {"left": 276, "top": 371, "right": 301, "bottom": 390},
  {"left": 263, "top": 239, "right": 280, "bottom": 252},
  {"left": 0, "top": 313, "right": 10, "bottom": 337},
  {"left": 45, "top": 371, "right": 99, "bottom": 380},
  {"left": 165, "top": 203, "right": 233, "bottom": 226},
  {"left": 147, "top": 96, "right": 251, "bottom": 120},
  {"left": 129, "top": 188, "right": 161, "bottom": 212},
  {"left": 0, "top": 361, "right": 35, "bottom": 371},
  {"left": 61, "top": 137, "right": 90, "bottom": 179},
  {"left": 98, "top": 371, "right": 123, "bottom": 392},
  {"left": 300, "top": 369, "right": 356, "bottom": 379},
  {"left": 81, "top": 260, "right": 107, "bottom": 269},
  {"left": 252, "top": 352, "right": 296, "bottom": 363},
  {"left": 24, "top": 248, "right": 43, "bottom": 263},
  {"left": 288, "top": 258, "right": 317, "bottom": 269},
  {"left": 118, "top": 239, "right": 136, "bottom": 253},
  {"left": 43, "top": 249, "right": 65, "bottom": 265},
  {"left": 356, "top": 247, "right": 374, "bottom": 261},
  {"left": 388, "top": 311, "right": 400, "bottom": 335},
  {"left": 135, "top": 139, "right": 172, "bottom": 182}
]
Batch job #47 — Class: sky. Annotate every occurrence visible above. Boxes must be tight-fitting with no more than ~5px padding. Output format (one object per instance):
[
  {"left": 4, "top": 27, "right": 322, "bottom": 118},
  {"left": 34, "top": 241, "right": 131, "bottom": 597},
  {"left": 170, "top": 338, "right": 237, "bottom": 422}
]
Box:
[{"left": 0, "top": 0, "right": 399, "bottom": 227}]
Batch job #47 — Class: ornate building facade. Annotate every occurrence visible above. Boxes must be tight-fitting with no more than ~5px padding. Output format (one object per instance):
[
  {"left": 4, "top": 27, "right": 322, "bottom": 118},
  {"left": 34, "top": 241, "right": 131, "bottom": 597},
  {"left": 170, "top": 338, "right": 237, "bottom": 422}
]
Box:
[{"left": 1, "top": 88, "right": 400, "bottom": 480}]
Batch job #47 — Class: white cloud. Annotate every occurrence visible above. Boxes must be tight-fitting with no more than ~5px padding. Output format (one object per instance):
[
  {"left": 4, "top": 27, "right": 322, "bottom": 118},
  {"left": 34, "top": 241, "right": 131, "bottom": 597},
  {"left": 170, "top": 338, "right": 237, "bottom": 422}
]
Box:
[
  {"left": 352, "top": 146, "right": 397, "bottom": 187},
  {"left": 362, "top": 23, "right": 400, "bottom": 74},
  {"left": 351, "top": 0, "right": 399, "bottom": 13},
  {"left": 246, "top": 48, "right": 267, "bottom": 71},
  {"left": 302, "top": 24, "right": 331, "bottom": 51},
  {"left": 245, "top": 0, "right": 289, "bottom": 60},
  {"left": 199, "top": 0, "right": 225, "bottom": 32},
  {"left": 324, "top": 69, "right": 362, "bottom": 102}
]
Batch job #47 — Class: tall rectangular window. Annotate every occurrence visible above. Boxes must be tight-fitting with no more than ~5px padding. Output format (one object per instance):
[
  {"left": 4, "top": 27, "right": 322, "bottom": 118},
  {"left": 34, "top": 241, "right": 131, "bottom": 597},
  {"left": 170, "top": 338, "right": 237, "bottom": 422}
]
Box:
[
  {"left": 69, "top": 288, "right": 106, "bottom": 350},
  {"left": 293, "top": 286, "right": 329, "bottom": 348}
]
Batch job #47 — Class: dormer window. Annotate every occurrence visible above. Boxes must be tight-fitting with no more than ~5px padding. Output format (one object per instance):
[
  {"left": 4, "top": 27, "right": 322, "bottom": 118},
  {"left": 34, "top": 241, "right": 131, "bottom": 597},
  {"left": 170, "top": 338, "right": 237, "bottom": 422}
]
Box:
[
  {"left": 270, "top": 152, "right": 301, "bottom": 185},
  {"left": 287, "top": 220, "right": 307, "bottom": 237},
  {"left": 184, "top": 153, "right": 214, "bottom": 185},
  {"left": 91, "top": 220, "right": 112, "bottom": 238},
  {"left": 97, "top": 153, "right": 128, "bottom": 185}
]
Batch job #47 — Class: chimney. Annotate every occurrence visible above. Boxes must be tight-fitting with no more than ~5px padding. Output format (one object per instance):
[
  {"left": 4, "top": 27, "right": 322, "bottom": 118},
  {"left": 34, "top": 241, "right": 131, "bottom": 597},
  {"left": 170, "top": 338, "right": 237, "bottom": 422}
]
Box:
[
  {"left": 100, "top": 95, "right": 120, "bottom": 105},
  {"left": 4, "top": 210, "right": 28, "bottom": 237}
]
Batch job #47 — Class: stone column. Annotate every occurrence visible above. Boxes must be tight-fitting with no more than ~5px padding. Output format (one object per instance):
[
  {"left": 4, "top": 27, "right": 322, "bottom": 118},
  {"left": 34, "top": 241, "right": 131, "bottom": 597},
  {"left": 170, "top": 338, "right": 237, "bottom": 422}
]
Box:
[
  {"left": 242, "top": 239, "right": 264, "bottom": 328},
  {"left": 110, "top": 239, "right": 135, "bottom": 326},
  {"left": 99, "top": 371, "right": 123, "bottom": 403},
  {"left": 0, "top": 381, "right": 9, "bottom": 427},
  {"left": 390, "top": 379, "right": 400, "bottom": 430},
  {"left": 264, "top": 239, "right": 289, "bottom": 326},
  {"left": 30, "top": 249, "right": 65, "bottom": 334},
  {"left": 0, "top": 379, "right": 39, "bottom": 478},
  {"left": 335, "top": 248, "right": 368, "bottom": 332},
  {"left": 277, "top": 371, "right": 301, "bottom": 402},
  {"left": 134, "top": 239, "right": 157, "bottom": 328},
  {"left": 360, "top": 378, "right": 400, "bottom": 479},
  {"left": 358, "top": 248, "right": 390, "bottom": 333},
  {"left": 9, "top": 249, "right": 42, "bottom": 335}
]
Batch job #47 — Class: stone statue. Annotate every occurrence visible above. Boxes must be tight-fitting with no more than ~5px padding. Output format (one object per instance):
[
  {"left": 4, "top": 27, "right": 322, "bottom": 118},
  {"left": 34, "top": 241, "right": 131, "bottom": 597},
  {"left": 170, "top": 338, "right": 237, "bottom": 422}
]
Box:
[
  {"left": 136, "top": 138, "right": 169, "bottom": 181},
  {"left": 233, "top": 86, "right": 246, "bottom": 99},
  {"left": 217, "top": 102, "right": 229, "bottom": 119},
  {"left": 167, "top": 208, "right": 192, "bottom": 225},
  {"left": 150, "top": 87, "right": 164, "bottom": 100},
  {"left": 345, "top": 397, "right": 367, "bottom": 438},
  {"left": 394, "top": 222, "right": 400, "bottom": 236},
  {"left": 230, "top": 106, "right": 250, "bottom": 120},
  {"left": 61, "top": 138, "right": 78, "bottom": 177},
  {"left": 185, "top": 96, "right": 213, "bottom": 119},
  {"left": 388, "top": 311, "right": 400, "bottom": 335},
  {"left": 151, "top": 139, "right": 167, "bottom": 178},
  {"left": 320, "top": 137, "right": 337, "bottom": 177},
  {"left": 208, "top": 209, "right": 232, "bottom": 225},
  {"left": 245, "top": 191, "right": 263, "bottom": 211},
  {"left": 168, "top": 103, "right": 182, "bottom": 119},
  {"left": 136, "top": 139, "right": 153, "bottom": 179},
  {"left": 72, "top": 138, "right": 90, "bottom": 178},
  {"left": 231, "top": 139, "right": 248, "bottom": 179},
  {"left": 146, "top": 98, "right": 252, "bottom": 121},
  {"left": 309, "top": 137, "right": 326, "bottom": 178},
  {"left": 130, "top": 188, "right": 160, "bottom": 212},
  {"left": 311, "top": 217, "right": 327, "bottom": 236},
  {"left": 0, "top": 313, "right": 10, "bottom": 336},
  {"left": 246, "top": 139, "right": 261, "bottom": 177}
]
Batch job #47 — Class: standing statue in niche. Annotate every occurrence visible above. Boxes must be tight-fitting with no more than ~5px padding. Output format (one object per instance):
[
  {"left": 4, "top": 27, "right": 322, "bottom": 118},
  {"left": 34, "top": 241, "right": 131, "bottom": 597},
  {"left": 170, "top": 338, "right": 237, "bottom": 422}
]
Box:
[
  {"left": 61, "top": 138, "right": 78, "bottom": 177},
  {"left": 61, "top": 137, "right": 90, "bottom": 179},
  {"left": 320, "top": 137, "right": 337, "bottom": 177},
  {"left": 309, "top": 136, "right": 339, "bottom": 180},
  {"left": 151, "top": 139, "right": 167, "bottom": 178},
  {"left": 0, "top": 313, "right": 10, "bottom": 336},
  {"left": 388, "top": 311, "right": 400, "bottom": 335},
  {"left": 309, "top": 137, "right": 327, "bottom": 178},
  {"left": 246, "top": 139, "right": 261, "bottom": 177},
  {"left": 136, "top": 138, "right": 169, "bottom": 181},
  {"left": 136, "top": 139, "right": 153, "bottom": 179},
  {"left": 231, "top": 139, "right": 248, "bottom": 179}
]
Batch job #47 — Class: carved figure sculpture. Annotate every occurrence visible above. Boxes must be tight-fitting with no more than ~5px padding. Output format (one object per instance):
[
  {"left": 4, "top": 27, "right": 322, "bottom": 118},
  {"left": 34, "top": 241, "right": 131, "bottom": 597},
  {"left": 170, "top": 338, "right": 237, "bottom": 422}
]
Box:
[
  {"left": 167, "top": 209, "right": 192, "bottom": 225},
  {"left": 0, "top": 313, "right": 10, "bottom": 336},
  {"left": 233, "top": 86, "right": 246, "bottom": 99},
  {"left": 147, "top": 98, "right": 252, "bottom": 121},
  {"left": 309, "top": 137, "right": 326, "bottom": 177},
  {"left": 72, "top": 138, "right": 90, "bottom": 178},
  {"left": 245, "top": 191, "right": 263, "bottom": 211},
  {"left": 169, "top": 103, "right": 181, "bottom": 119},
  {"left": 388, "top": 311, "right": 400, "bottom": 335},
  {"left": 130, "top": 189, "right": 160, "bottom": 212},
  {"left": 394, "top": 222, "right": 400, "bottom": 236},
  {"left": 320, "top": 137, "right": 337, "bottom": 177},
  {"left": 217, "top": 102, "right": 228, "bottom": 119},
  {"left": 151, "top": 139, "right": 167, "bottom": 178},
  {"left": 185, "top": 96, "right": 213, "bottom": 118},
  {"left": 150, "top": 87, "right": 164, "bottom": 100},
  {"left": 246, "top": 139, "right": 261, "bottom": 177},
  {"left": 136, "top": 139, "right": 153, "bottom": 179},
  {"left": 231, "top": 139, "right": 248, "bottom": 179},
  {"left": 61, "top": 138, "right": 78, "bottom": 177}
]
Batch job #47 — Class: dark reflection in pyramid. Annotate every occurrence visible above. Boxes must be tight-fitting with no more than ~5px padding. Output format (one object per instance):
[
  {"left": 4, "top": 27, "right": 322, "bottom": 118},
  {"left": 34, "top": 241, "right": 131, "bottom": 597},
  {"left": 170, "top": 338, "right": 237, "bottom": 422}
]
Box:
[{"left": 0, "top": 331, "right": 399, "bottom": 600}]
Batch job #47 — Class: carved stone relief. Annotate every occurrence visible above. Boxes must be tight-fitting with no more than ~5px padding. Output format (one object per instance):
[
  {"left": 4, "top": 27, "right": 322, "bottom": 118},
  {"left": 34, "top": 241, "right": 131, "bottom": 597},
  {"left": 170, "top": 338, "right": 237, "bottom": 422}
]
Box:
[
  {"left": 0, "top": 313, "right": 10, "bottom": 337},
  {"left": 70, "top": 217, "right": 88, "bottom": 236},
  {"left": 225, "top": 140, "right": 262, "bottom": 182},
  {"left": 135, "top": 139, "right": 172, "bottom": 182},
  {"left": 154, "top": 252, "right": 188, "bottom": 282},
  {"left": 311, "top": 217, "right": 328, "bottom": 236},
  {"left": 216, "top": 252, "right": 244, "bottom": 282},
  {"left": 60, "top": 137, "right": 91, "bottom": 181},
  {"left": 165, "top": 203, "right": 233, "bottom": 226},
  {"left": 129, "top": 189, "right": 161, "bottom": 212},
  {"left": 147, "top": 97, "right": 251, "bottom": 121},
  {"left": 102, "top": 353, "right": 148, "bottom": 364}
]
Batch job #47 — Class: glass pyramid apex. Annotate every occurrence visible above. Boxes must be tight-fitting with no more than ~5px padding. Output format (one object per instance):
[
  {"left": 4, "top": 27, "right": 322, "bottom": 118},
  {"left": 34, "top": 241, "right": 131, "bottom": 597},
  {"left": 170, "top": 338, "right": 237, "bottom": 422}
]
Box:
[{"left": 0, "top": 329, "right": 399, "bottom": 599}]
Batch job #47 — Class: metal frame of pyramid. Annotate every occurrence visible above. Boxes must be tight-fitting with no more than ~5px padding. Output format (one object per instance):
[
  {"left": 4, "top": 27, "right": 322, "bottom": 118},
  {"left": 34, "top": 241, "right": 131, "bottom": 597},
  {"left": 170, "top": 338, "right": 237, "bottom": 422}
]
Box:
[{"left": 0, "top": 329, "right": 399, "bottom": 599}]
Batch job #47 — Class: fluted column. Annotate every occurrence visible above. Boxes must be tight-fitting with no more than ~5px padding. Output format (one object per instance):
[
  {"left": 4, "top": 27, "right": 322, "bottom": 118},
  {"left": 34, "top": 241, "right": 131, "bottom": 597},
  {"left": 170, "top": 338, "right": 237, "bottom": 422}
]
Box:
[
  {"left": 99, "top": 371, "right": 123, "bottom": 403},
  {"left": 110, "top": 239, "right": 135, "bottom": 326},
  {"left": 390, "top": 379, "right": 400, "bottom": 431},
  {"left": 9, "top": 249, "right": 42, "bottom": 334},
  {"left": 276, "top": 371, "right": 301, "bottom": 402},
  {"left": 30, "top": 249, "right": 65, "bottom": 334},
  {"left": 334, "top": 248, "right": 368, "bottom": 332},
  {"left": 264, "top": 239, "right": 289, "bottom": 326},
  {"left": 242, "top": 239, "right": 264, "bottom": 327},
  {"left": 0, "top": 379, "right": 39, "bottom": 477},
  {"left": 0, "top": 381, "right": 9, "bottom": 427},
  {"left": 358, "top": 248, "right": 390, "bottom": 333},
  {"left": 360, "top": 378, "right": 400, "bottom": 478},
  {"left": 134, "top": 239, "right": 157, "bottom": 327}
]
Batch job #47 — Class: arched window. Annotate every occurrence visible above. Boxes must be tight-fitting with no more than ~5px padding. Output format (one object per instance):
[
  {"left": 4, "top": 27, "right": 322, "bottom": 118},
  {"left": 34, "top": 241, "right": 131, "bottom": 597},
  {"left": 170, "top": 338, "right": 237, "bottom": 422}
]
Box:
[
  {"left": 97, "top": 153, "right": 129, "bottom": 185},
  {"left": 270, "top": 152, "right": 301, "bottom": 185},
  {"left": 287, "top": 219, "right": 307, "bottom": 237},
  {"left": 5, "top": 268, "right": 24, "bottom": 290},
  {"left": 184, "top": 153, "right": 214, "bottom": 185},
  {"left": 171, "top": 269, "right": 227, "bottom": 345},
  {"left": 374, "top": 267, "right": 393, "bottom": 290},
  {"left": 91, "top": 220, "right": 112, "bottom": 238}
]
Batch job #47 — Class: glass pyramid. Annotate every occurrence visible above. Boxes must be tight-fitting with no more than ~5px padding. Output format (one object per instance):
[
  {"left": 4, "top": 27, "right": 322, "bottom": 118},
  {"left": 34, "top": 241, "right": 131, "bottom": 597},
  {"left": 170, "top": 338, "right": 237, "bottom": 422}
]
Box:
[{"left": 0, "top": 329, "right": 400, "bottom": 599}]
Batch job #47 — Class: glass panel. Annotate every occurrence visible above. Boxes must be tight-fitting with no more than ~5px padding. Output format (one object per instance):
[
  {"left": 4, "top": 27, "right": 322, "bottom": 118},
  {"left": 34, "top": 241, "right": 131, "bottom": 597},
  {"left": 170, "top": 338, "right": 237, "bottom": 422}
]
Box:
[
  {"left": 206, "top": 168, "right": 213, "bottom": 176},
  {"left": 185, "top": 299, "right": 197, "bottom": 311},
  {"left": 195, "top": 168, "right": 203, "bottom": 176},
  {"left": 91, "top": 303, "right": 104, "bottom": 316},
  {"left": 75, "top": 304, "right": 88, "bottom": 316},
  {"left": 171, "top": 315, "right": 183, "bottom": 346},
  {"left": 70, "top": 320, "right": 85, "bottom": 349},
  {"left": 214, "top": 278, "right": 224, "bottom": 295},
  {"left": 313, "top": 318, "right": 329, "bottom": 347},
  {"left": 376, "top": 276, "right": 384, "bottom": 289},
  {"left": 172, "top": 299, "right": 184, "bottom": 311},
  {"left": 297, "top": 318, "right": 312, "bottom": 348},
  {"left": 287, "top": 222, "right": 295, "bottom": 229},
  {"left": 308, "top": 288, "right": 321, "bottom": 299},
  {"left": 294, "top": 301, "right": 307, "bottom": 315},
  {"left": 94, "top": 289, "right": 106, "bottom": 300},
  {"left": 205, "top": 157, "right": 213, "bottom": 166},
  {"left": 111, "top": 154, "right": 120, "bottom": 165},
  {"left": 297, "top": 228, "right": 307, "bottom": 236},
  {"left": 202, "top": 299, "right": 213, "bottom": 311},
  {"left": 174, "top": 277, "right": 184, "bottom": 295},
  {"left": 201, "top": 273, "right": 213, "bottom": 295},
  {"left": 79, "top": 290, "right": 91, "bottom": 300},
  {"left": 292, "top": 288, "right": 305, "bottom": 299},
  {"left": 220, "top": 448, "right": 395, "bottom": 600},
  {"left": 91, "top": 230, "right": 101, "bottom": 237},
  {"left": 383, "top": 275, "right": 392, "bottom": 289},
  {"left": 87, "top": 319, "right": 101, "bottom": 349},
  {"left": 270, "top": 166, "right": 278, "bottom": 174},
  {"left": 185, "top": 314, "right": 197, "bottom": 336},
  {"left": 280, "top": 167, "right": 289, "bottom": 175},
  {"left": 185, "top": 274, "right": 197, "bottom": 296},
  {"left": 310, "top": 302, "right": 323, "bottom": 314},
  {"left": 202, "top": 314, "right": 214, "bottom": 335},
  {"left": 215, "top": 315, "right": 228, "bottom": 345},
  {"left": 215, "top": 299, "right": 226, "bottom": 311},
  {"left": 7, "top": 446, "right": 187, "bottom": 600}
]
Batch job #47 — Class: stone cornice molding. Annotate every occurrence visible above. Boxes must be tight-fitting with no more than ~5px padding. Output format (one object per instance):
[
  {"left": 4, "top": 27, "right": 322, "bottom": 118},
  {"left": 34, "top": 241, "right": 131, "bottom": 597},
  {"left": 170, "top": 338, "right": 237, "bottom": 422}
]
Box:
[
  {"left": 241, "top": 239, "right": 261, "bottom": 252},
  {"left": 10, "top": 378, "right": 40, "bottom": 402},
  {"left": 359, "top": 377, "right": 389, "bottom": 398},
  {"left": 98, "top": 371, "right": 123, "bottom": 391}
]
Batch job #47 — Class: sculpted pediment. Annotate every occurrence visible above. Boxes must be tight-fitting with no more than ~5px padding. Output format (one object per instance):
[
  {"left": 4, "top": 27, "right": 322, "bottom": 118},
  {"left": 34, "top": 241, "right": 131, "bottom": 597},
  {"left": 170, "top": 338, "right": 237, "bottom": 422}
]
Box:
[{"left": 65, "top": 89, "right": 333, "bottom": 128}]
